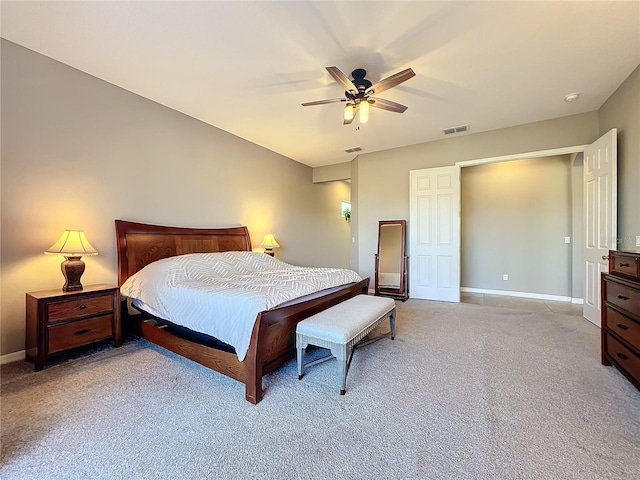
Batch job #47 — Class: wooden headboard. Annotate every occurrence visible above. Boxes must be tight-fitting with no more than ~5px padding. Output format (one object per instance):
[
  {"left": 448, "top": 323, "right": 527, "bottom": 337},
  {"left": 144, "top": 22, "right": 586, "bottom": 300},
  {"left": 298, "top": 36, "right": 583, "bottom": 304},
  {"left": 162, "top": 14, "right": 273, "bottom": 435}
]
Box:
[{"left": 115, "top": 220, "right": 252, "bottom": 286}]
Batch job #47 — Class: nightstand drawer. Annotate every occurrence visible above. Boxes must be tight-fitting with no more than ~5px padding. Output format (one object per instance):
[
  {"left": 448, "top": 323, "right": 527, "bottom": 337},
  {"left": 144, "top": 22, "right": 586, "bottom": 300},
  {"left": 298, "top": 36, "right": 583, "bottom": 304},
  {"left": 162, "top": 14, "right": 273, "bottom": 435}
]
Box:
[
  {"left": 606, "top": 335, "right": 640, "bottom": 383},
  {"left": 606, "top": 307, "right": 640, "bottom": 352},
  {"left": 47, "top": 314, "right": 114, "bottom": 353},
  {"left": 47, "top": 295, "right": 114, "bottom": 323},
  {"left": 605, "top": 280, "right": 640, "bottom": 314}
]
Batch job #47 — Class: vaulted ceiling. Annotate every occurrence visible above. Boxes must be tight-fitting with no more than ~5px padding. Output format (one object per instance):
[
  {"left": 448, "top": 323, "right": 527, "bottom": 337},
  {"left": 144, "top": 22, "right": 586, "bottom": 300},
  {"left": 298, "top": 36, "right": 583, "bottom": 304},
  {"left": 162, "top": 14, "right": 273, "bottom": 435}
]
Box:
[{"left": 2, "top": 1, "right": 639, "bottom": 167}]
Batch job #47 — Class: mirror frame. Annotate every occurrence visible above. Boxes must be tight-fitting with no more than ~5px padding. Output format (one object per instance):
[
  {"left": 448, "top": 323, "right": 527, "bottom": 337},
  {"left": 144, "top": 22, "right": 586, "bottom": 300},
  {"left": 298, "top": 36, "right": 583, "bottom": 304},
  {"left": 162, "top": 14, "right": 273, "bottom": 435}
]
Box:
[{"left": 374, "top": 219, "right": 408, "bottom": 301}]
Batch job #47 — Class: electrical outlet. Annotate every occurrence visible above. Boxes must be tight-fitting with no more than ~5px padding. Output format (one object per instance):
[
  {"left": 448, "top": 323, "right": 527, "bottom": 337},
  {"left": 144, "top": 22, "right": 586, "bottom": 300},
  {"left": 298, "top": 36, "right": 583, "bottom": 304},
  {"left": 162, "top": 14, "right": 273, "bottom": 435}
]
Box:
[
  {"left": 636, "top": 235, "right": 640, "bottom": 247},
  {"left": 503, "top": 274, "right": 509, "bottom": 281}
]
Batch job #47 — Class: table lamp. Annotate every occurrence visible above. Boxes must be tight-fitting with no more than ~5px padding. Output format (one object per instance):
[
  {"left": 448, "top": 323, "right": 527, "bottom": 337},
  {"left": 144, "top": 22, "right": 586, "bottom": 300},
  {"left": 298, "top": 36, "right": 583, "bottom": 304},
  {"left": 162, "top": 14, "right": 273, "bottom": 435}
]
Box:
[
  {"left": 45, "top": 230, "right": 98, "bottom": 291},
  {"left": 259, "top": 234, "right": 280, "bottom": 257}
]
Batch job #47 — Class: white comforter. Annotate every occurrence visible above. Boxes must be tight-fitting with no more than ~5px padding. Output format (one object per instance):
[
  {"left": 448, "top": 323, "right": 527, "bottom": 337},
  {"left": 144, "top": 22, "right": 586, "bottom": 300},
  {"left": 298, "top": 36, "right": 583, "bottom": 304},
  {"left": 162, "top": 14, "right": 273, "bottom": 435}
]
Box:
[{"left": 120, "top": 251, "right": 363, "bottom": 360}]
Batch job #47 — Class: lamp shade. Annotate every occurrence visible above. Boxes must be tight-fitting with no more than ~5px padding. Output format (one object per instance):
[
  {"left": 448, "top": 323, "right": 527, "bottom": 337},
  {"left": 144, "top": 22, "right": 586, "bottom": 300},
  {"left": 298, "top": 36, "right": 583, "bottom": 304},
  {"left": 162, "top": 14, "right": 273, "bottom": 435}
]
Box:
[
  {"left": 45, "top": 230, "right": 98, "bottom": 257},
  {"left": 359, "top": 100, "right": 370, "bottom": 123},
  {"left": 259, "top": 234, "right": 280, "bottom": 249},
  {"left": 343, "top": 103, "right": 355, "bottom": 121}
]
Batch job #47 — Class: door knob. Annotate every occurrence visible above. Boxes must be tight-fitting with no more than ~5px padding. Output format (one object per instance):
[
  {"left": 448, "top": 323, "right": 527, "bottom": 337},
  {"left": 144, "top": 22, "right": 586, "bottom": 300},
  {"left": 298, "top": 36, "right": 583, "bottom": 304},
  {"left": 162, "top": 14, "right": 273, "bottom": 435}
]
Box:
[{"left": 602, "top": 255, "right": 609, "bottom": 260}]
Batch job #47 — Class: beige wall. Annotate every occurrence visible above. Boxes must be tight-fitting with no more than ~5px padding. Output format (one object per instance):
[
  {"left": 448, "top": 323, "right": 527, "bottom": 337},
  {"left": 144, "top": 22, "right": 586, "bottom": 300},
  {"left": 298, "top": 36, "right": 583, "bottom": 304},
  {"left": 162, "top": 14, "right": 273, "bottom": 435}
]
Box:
[
  {"left": 352, "top": 113, "right": 599, "bottom": 285},
  {"left": 598, "top": 65, "right": 640, "bottom": 251},
  {"left": 349, "top": 157, "right": 360, "bottom": 272},
  {"left": 0, "top": 41, "right": 351, "bottom": 356},
  {"left": 461, "top": 156, "right": 573, "bottom": 296},
  {"left": 312, "top": 163, "right": 351, "bottom": 183}
]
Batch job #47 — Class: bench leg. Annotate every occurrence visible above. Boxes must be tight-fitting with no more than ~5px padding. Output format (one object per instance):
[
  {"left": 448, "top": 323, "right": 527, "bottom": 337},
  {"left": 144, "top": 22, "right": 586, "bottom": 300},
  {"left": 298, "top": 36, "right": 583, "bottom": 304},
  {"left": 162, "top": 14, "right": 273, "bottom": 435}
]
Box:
[
  {"left": 297, "top": 342, "right": 305, "bottom": 380},
  {"left": 339, "top": 360, "right": 347, "bottom": 395},
  {"left": 390, "top": 308, "right": 396, "bottom": 340},
  {"left": 338, "top": 344, "right": 349, "bottom": 395}
]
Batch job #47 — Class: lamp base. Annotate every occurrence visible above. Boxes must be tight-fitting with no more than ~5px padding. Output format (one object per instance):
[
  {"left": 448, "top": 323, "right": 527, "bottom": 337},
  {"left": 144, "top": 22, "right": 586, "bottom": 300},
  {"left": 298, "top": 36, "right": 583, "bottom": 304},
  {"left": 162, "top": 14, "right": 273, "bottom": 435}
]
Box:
[
  {"left": 61, "top": 256, "right": 85, "bottom": 291},
  {"left": 264, "top": 248, "right": 275, "bottom": 257}
]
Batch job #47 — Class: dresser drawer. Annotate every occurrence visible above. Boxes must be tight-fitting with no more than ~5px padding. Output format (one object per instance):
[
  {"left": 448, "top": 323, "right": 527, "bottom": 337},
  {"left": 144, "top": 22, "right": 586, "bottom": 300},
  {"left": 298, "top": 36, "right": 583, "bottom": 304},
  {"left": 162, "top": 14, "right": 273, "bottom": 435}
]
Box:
[
  {"left": 606, "top": 335, "right": 640, "bottom": 383},
  {"left": 47, "top": 294, "right": 114, "bottom": 323},
  {"left": 605, "top": 307, "right": 640, "bottom": 352},
  {"left": 611, "top": 252, "right": 640, "bottom": 278},
  {"left": 47, "top": 314, "right": 114, "bottom": 353},
  {"left": 605, "top": 280, "right": 640, "bottom": 315}
]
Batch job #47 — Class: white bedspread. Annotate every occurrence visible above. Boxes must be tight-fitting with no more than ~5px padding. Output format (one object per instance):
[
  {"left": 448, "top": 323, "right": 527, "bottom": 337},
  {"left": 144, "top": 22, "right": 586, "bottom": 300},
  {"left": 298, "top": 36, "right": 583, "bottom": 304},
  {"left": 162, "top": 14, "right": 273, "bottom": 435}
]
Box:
[{"left": 120, "top": 251, "right": 363, "bottom": 361}]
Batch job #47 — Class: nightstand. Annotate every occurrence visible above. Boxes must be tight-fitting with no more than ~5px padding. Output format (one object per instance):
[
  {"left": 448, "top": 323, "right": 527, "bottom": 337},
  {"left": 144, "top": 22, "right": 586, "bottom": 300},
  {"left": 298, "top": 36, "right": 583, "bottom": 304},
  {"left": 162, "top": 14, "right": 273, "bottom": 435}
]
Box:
[{"left": 25, "top": 283, "right": 121, "bottom": 371}]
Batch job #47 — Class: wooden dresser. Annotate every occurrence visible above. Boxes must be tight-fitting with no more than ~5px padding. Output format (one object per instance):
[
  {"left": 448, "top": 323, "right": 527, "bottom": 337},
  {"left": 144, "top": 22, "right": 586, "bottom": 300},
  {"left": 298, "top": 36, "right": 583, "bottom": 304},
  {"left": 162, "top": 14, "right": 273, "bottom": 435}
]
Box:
[{"left": 601, "top": 250, "right": 640, "bottom": 390}]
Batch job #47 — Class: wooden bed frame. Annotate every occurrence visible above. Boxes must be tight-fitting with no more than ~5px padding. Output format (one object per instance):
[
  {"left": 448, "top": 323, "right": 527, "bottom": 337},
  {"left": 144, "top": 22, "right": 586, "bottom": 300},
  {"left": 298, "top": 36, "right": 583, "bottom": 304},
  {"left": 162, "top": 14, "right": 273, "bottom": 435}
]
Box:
[{"left": 115, "top": 220, "right": 369, "bottom": 404}]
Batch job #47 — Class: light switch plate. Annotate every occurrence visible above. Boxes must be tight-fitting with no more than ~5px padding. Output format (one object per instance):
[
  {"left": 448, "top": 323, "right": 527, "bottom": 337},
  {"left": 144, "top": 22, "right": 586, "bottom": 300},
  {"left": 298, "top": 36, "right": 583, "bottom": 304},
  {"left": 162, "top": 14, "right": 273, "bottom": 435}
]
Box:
[
  {"left": 636, "top": 235, "right": 640, "bottom": 247},
  {"left": 564, "top": 237, "right": 571, "bottom": 244}
]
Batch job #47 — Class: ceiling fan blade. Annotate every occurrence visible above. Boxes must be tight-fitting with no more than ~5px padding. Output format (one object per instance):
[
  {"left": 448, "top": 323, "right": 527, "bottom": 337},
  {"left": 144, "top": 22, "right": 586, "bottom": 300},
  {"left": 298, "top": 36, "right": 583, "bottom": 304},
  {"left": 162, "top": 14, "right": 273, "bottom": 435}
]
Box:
[
  {"left": 366, "top": 68, "right": 415, "bottom": 96},
  {"left": 369, "top": 98, "right": 408, "bottom": 113},
  {"left": 326, "top": 66, "right": 358, "bottom": 94},
  {"left": 343, "top": 105, "right": 359, "bottom": 125},
  {"left": 302, "top": 98, "right": 347, "bottom": 107}
]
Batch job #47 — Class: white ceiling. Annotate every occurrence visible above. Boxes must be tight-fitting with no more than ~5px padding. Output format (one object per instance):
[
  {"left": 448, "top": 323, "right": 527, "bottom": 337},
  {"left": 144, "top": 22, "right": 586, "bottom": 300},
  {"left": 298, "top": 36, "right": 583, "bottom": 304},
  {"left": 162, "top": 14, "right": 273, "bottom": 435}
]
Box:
[{"left": 1, "top": 1, "right": 639, "bottom": 168}]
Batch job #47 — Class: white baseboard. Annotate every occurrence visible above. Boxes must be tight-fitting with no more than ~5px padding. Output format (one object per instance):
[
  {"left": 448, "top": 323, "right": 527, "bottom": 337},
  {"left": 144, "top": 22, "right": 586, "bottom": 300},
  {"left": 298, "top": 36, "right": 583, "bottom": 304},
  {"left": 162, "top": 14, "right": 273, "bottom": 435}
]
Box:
[
  {"left": 571, "top": 298, "right": 584, "bottom": 305},
  {"left": 1, "top": 350, "right": 25, "bottom": 365},
  {"left": 461, "top": 287, "right": 574, "bottom": 303}
]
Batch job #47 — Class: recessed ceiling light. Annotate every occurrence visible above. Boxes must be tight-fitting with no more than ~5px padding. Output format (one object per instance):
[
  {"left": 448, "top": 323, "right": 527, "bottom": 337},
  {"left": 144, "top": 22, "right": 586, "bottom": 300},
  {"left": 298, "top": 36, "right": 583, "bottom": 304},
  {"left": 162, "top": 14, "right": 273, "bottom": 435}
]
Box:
[{"left": 564, "top": 93, "right": 580, "bottom": 102}]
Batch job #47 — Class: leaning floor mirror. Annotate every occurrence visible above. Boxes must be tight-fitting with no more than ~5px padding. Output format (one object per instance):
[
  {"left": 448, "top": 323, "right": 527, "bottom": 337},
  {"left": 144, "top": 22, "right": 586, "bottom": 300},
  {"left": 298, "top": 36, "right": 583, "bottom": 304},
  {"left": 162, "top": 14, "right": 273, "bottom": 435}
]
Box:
[{"left": 374, "top": 220, "right": 408, "bottom": 301}]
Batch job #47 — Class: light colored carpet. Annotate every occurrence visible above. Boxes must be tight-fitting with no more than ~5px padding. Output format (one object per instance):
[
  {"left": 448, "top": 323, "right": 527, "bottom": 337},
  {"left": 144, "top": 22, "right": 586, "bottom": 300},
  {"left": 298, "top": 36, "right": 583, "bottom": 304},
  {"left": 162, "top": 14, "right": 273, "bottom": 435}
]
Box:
[{"left": 2, "top": 299, "right": 639, "bottom": 479}]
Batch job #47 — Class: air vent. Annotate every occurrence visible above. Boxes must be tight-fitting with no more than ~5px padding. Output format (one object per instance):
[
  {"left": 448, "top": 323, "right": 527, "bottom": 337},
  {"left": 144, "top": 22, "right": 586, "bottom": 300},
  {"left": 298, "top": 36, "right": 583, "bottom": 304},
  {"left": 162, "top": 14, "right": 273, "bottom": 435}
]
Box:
[
  {"left": 443, "top": 124, "right": 469, "bottom": 135},
  {"left": 344, "top": 146, "right": 363, "bottom": 153}
]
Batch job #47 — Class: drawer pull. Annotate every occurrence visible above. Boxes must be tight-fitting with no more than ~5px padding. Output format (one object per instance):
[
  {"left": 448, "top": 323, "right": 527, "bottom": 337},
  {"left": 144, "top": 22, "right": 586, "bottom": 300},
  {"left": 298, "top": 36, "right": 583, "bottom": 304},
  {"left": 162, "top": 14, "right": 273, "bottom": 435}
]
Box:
[
  {"left": 619, "top": 262, "right": 630, "bottom": 267},
  {"left": 616, "top": 352, "right": 628, "bottom": 361},
  {"left": 73, "top": 328, "right": 92, "bottom": 336},
  {"left": 617, "top": 295, "right": 629, "bottom": 301},
  {"left": 616, "top": 323, "right": 629, "bottom": 330},
  {"left": 79, "top": 304, "right": 87, "bottom": 310}
]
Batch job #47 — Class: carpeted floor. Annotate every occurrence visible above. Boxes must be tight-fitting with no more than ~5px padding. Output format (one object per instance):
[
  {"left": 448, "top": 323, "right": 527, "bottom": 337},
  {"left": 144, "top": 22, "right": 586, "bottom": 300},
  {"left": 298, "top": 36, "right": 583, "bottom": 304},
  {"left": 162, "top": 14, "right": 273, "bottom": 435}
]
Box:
[{"left": 1, "top": 299, "right": 639, "bottom": 479}]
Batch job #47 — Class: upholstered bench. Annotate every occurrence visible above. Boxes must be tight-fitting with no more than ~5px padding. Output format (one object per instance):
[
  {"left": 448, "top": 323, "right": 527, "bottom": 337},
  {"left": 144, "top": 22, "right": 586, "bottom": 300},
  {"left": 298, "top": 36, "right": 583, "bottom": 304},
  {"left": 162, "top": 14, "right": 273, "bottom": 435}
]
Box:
[{"left": 296, "top": 294, "right": 396, "bottom": 395}]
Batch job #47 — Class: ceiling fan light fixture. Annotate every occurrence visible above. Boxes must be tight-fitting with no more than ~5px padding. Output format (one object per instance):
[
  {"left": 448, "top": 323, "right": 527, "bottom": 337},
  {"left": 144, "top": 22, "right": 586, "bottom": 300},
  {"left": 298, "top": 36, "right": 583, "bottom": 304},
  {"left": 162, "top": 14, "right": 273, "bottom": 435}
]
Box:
[
  {"left": 303, "top": 66, "right": 414, "bottom": 125},
  {"left": 359, "top": 100, "right": 370, "bottom": 123},
  {"left": 344, "top": 103, "right": 355, "bottom": 121}
]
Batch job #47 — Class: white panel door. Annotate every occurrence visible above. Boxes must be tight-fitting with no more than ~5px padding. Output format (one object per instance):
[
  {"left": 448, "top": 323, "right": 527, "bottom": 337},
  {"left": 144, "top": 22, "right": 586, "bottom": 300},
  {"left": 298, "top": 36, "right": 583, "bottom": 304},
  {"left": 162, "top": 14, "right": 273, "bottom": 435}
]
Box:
[
  {"left": 583, "top": 128, "right": 617, "bottom": 326},
  {"left": 409, "top": 166, "right": 460, "bottom": 302}
]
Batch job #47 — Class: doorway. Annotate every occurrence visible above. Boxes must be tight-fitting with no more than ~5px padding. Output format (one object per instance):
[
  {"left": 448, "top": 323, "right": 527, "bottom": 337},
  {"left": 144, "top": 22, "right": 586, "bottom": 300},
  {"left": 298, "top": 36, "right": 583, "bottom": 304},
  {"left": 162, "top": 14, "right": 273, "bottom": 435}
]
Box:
[
  {"left": 410, "top": 132, "right": 617, "bottom": 323},
  {"left": 460, "top": 155, "right": 577, "bottom": 301}
]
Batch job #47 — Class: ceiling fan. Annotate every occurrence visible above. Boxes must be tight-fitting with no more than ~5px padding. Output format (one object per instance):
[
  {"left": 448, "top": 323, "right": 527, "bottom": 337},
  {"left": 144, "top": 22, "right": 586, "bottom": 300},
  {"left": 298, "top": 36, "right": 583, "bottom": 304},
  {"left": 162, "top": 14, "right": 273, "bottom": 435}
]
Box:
[{"left": 302, "top": 66, "right": 415, "bottom": 125}]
